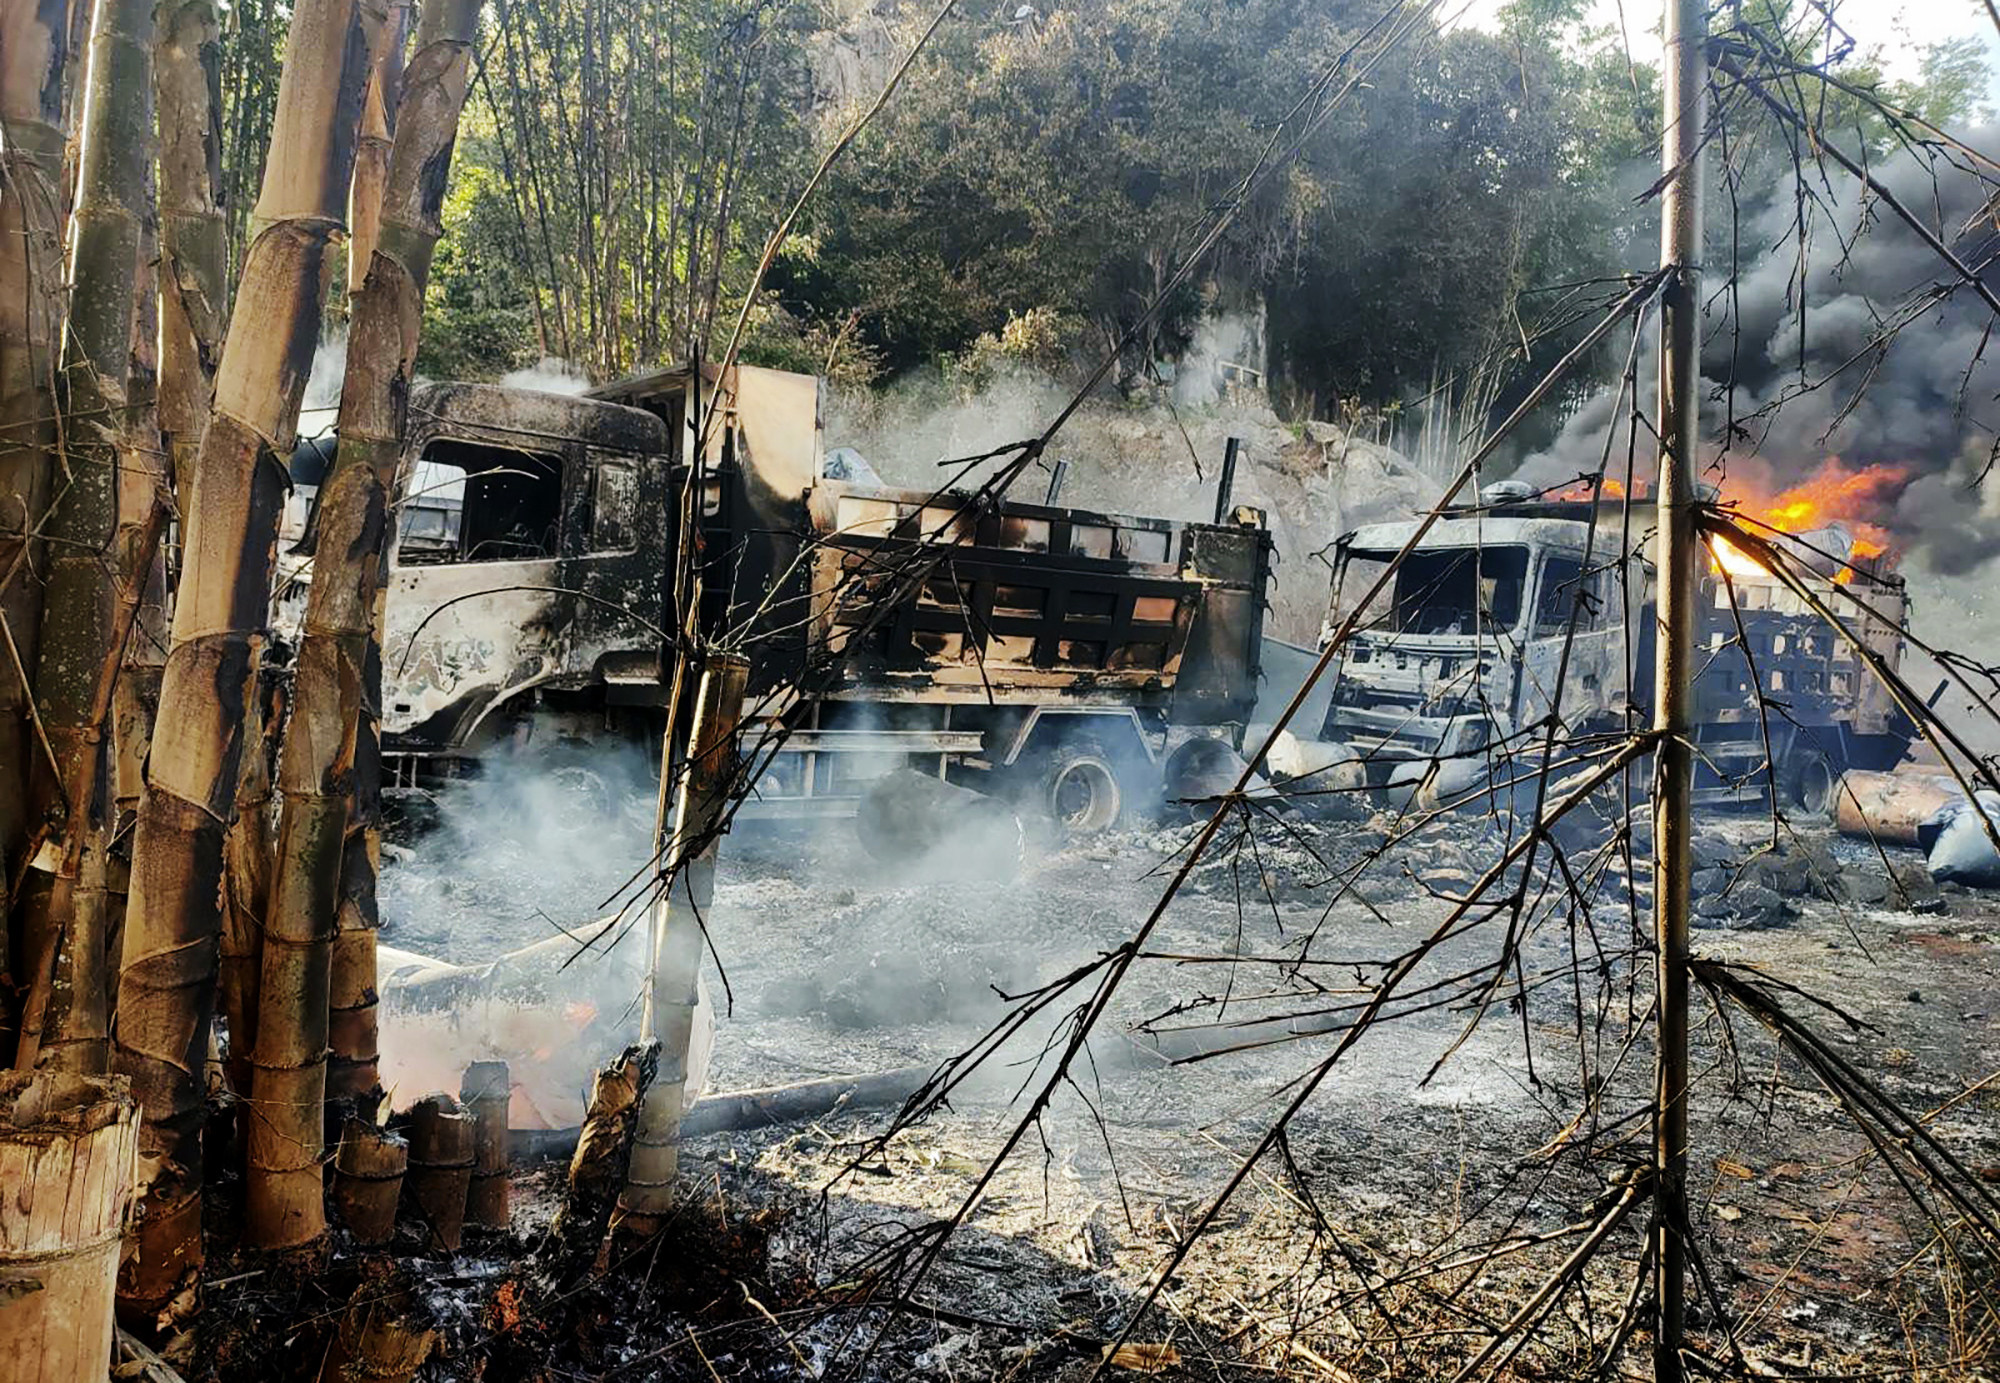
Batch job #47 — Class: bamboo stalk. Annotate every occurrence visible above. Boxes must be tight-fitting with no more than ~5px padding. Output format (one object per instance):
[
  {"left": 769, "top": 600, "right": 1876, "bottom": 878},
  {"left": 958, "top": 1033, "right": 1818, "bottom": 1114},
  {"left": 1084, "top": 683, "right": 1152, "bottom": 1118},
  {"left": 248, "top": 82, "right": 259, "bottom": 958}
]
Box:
[
  {"left": 317, "top": 1261, "right": 436, "bottom": 1383},
  {"left": 32, "top": 496, "right": 168, "bottom": 1075},
  {"left": 108, "top": 127, "right": 167, "bottom": 979},
  {"left": 542, "top": 1043, "right": 655, "bottom": 1291},
  {"left": 460, "top": 1060, "right": 509, "bottom": 1230},
  {"left": 403, "top": 1092, "right": 473, "bottom": 1252},
  {"left": 111, "top": 0, "right": 386, "bottom": 1318},
  {"left": 1650, "top": 2, "right": 1706, "bottom": 1377},
  {"left": 620, "top": 654, "right": 748, "bottom": 1229},
  {"left": 0, "top": 1069, "right": 142, "bottom": 1378},
  {"left": 0, "top": 0, "right": 67, "bottom": 956},
  {"left": 16, "top": 0, "right": 159, "bottom": 1078},
  {"left": 249, "top": 0, "right": 480, "bottom": 1251},
  {"left": 332, "top": 1115, "right": 406, "bottom": 1245},
  {"left": 347, "top": 0, "right": 409, "bottom": 296},
  {"left": 155, "top": 0, "right": 226, "bottom": 508},
  {"left": 217, "top": 667, "right": 283, "bottom": 1096}
]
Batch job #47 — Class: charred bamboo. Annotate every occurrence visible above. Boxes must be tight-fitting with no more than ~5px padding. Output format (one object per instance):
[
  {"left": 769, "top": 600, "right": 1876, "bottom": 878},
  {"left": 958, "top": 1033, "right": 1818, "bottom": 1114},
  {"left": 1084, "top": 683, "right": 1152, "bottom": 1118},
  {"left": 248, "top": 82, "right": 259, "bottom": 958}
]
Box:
[
  {"left": 324, "top": 0, "right": 418, "bottom": 1109},
  {"left": 513, "top": 1063, "right": 936, "bottom": 1162},
  {"left": 332, "top": 1116, "right": 406, "bottom": 1245},
  {"left": 347, "top": 0, "right": 408, "bottom": 295},
  {"left": 0, "top": 0, "right": 66, "bottom": 930},
  {"left": 251, "top": 0, "right": 480, "bottom": 1248},
  {"left": 112, "top": 0, "right": 386, "bottom": 1314},
  {"left": 541, "top": 1042, "right": 655, "bottom": 1290},
  {"left": 403, "top": 1092, "right": 473, "bottom": 1252},
  {"left": 218, "top": 667, "right": 284, "bottom": 1096},
  {"left": 460, "top": 1060, "right": 509, "bottom": 1230},
  {"left": 317, "top": 1261, "right": 436, "bottom": 1383}
]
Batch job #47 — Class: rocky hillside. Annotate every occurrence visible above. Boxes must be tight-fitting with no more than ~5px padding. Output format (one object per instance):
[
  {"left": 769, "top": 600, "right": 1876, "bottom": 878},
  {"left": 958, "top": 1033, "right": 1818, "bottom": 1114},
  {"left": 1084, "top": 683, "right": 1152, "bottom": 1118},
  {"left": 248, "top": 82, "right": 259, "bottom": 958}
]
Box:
[{"left": 827, "top": 368, "right": 1444, "bottom": 646}]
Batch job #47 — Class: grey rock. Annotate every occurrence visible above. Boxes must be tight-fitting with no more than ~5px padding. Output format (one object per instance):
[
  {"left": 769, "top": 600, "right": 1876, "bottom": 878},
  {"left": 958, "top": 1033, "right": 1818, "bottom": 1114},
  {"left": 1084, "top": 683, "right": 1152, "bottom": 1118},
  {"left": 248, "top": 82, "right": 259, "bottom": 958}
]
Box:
[{"left": 1839, "top": 870, "right": 1891, "bottom": 906}]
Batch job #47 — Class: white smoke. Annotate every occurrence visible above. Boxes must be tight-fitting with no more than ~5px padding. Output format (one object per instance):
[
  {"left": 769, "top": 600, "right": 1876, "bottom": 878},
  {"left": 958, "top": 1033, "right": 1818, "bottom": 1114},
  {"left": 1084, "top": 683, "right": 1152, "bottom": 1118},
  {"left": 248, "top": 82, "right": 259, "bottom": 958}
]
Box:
[
  {"left": 499, "top": 356, "right": 593, "bottom": 395},
  {"left": 1170, "top": 309, "right": 1267, "bottom": 408},
  {"left": 299, "top": 324, "right": 348, "bottom": 435}
]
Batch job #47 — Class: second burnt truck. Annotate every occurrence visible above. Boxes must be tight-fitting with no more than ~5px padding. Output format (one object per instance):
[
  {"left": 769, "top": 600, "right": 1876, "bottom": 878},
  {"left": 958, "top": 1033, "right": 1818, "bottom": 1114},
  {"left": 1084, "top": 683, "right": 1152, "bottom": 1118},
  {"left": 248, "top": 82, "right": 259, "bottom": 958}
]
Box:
[
  {"left": 349, "top": 363, "right": 1272, "bottom": 837},
  {"left": 1307, "top": 481, "right": 1917, "bottom": 813}
]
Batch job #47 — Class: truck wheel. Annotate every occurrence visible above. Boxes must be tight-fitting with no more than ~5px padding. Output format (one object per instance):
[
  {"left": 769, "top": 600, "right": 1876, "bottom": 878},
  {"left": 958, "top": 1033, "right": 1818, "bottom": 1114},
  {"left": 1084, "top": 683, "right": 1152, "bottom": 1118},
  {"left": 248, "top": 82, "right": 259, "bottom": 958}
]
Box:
[
  {"left": 1784, "top": 745, "right": 1838, "bottom": 818},
  {"left": 1038, "top": 738, "right": 1124, "bottom": 838}
]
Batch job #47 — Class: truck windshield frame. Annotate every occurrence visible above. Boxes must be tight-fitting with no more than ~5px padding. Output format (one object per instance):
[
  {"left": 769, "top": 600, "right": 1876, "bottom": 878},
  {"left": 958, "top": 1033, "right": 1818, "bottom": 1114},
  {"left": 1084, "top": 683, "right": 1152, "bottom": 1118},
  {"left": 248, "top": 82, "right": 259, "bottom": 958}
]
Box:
[
  {"left": 397, "top": 437, "right": 566, "bottom": 565},
  {"left": 1334, "top": 544, "right": 1531, "bottom": 637}
]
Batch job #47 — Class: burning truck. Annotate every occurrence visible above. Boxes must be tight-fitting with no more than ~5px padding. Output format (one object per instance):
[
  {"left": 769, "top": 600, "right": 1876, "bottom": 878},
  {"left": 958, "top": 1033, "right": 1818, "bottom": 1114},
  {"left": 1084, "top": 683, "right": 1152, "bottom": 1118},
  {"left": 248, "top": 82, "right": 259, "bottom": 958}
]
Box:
[
  {"left": 354, "top": 362, "right": 1272, "bottom": 841},
  {"left": 1305, "top": 479, "right": 1917, "bottom": 813}
]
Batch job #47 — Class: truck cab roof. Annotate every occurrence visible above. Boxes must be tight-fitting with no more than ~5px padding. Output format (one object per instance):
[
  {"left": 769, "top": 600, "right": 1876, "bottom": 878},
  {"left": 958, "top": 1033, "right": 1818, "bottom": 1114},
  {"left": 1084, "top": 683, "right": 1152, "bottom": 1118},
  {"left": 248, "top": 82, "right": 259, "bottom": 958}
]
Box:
[{"left": 1343, "top": 510, "right": 1612, "bottom": 558}]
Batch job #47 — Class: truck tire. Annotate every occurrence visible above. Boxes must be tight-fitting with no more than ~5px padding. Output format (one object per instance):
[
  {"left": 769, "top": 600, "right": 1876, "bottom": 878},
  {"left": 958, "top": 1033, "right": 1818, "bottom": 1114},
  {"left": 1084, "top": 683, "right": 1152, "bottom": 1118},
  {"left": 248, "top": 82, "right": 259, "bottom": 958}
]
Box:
[
  {"left": 1783, "top": 744, "right": 1839, "bottom": 819},
  {"left": 1035, "top": 737, "right": 1125, "bottom": 838}
]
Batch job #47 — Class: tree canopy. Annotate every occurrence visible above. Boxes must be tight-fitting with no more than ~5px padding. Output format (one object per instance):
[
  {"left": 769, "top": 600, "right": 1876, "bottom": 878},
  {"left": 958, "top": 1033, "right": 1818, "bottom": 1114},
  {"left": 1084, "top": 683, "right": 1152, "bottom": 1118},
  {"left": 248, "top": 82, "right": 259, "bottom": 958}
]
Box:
[{"left": 207, "top": 0, "right": 1992, "bottom": 427}]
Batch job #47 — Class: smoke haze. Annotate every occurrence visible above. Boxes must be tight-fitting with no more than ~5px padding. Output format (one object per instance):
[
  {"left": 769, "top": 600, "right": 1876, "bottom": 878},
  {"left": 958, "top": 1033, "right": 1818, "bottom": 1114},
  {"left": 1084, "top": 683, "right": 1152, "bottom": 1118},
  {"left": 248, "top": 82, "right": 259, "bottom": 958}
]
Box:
[{"left": 1513, "top": 129, "right": 2000, "bottom": 572}]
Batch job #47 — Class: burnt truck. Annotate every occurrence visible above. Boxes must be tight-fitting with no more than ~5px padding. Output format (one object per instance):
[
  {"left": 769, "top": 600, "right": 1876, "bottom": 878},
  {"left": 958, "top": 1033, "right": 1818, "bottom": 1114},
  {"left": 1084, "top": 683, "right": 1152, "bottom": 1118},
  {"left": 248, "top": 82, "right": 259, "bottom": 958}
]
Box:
[
  {"left": 1309, "top": 483, "right": 1916, "bottom": 813},
  {"left": 367, "top": 363, "right": 1272, "bottom": 834}
]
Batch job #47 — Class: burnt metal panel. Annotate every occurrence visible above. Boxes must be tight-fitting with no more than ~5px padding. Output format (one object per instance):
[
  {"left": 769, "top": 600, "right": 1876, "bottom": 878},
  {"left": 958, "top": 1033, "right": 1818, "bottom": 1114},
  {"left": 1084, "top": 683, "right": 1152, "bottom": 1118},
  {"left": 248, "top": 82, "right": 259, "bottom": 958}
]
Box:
[{"left": 1172, "top": 522, "right": 1274, "bottom": 726}]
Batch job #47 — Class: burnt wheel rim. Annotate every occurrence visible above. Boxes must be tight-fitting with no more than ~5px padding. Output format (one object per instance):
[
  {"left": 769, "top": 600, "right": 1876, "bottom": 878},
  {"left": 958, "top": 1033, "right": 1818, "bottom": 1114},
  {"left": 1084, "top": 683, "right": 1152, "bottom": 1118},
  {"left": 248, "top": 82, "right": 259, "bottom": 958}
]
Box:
[
  {"left": 1796, "top": 756, "right": 1837, "bottom": 816},
  {"left": 1052, "top": 760, "right": 1119, "bottom": 833}
]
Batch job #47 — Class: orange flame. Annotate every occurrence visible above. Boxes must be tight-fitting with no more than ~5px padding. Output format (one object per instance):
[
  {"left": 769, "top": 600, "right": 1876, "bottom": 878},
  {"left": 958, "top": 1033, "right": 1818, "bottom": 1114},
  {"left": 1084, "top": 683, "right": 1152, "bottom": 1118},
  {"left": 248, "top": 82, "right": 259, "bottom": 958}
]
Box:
[
  {"left": 1711, "top": 459, "right": 1901, "bottom": 582},
  {"left": 1548, "top": 475, "right": 1631, "bottom": 503}
]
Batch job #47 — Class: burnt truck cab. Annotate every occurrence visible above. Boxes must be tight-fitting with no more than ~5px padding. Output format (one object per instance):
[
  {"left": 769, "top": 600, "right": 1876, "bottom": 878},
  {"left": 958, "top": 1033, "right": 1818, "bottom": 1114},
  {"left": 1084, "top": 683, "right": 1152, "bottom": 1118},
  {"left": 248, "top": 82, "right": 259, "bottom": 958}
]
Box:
[
  {"left": 1317, "top": 488, "right": 1915, "bottom": 811},
  {"left": 379, "top": 383, "right": 672, "bottom": 761},
  {"left": 373, "top": 364, "right": 1274, "bottom": 831},
  {"left": 1319, "top": 513, "right": 1620, "bottom": 764}
]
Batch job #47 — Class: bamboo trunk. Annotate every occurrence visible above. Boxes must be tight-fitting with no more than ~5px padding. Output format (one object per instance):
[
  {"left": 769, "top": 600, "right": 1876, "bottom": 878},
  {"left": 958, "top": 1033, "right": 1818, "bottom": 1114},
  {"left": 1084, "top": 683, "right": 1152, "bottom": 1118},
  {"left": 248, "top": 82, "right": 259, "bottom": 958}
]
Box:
[
  {"left": 0, "top": 1070, "right": 142, "bottom": 1380},
  {"left": 328, "top": 4, "right": 407, "bottom": 1096},
  {"left": 327, "top": 0, "right": 427, "bottom": 1110},
  {"left": 249, "top": 0, "right": 479, "bottom": 1250},
  {"left": 346, "top": 0, "right": 408, "bottom": 295},
  {"left": 217, "top": 666, "right": 283, "bottom": 1095},
  {"left": 155, "top": 0, "right": 226, "bottom": 508},
  {"left": 403, "top": 1092, "right": 472, "bottom": 1252},
  {"left": 0, "top": 0, "right": 66, "bottom": 945},
  {"left": 108, "top": 138, "right": 167, "bottom": 984},
  {"left": 460, "top": 1060, "right": 509, "bottom": 1230},
  {"left": 1650, "top": 3, "right": 1706, "bottom": 1376},
  {"left": 621, "top": 654, "right": 748, "bottom": 1228},
  {"left": 332, "top": 1116, "right": 405, "bottom": 1244},
  {"left": 317, "top": 1261, "right": 436, "bottom": 1383},
  {"left": 112, "top": 0, "right": 386, "bottom": 1320},
  {"left": 16, "top": 0, "right": 159, "bottom": 1077},
  {"left": 318, "top": 1263, "right": 436, "bottom": 1383}
]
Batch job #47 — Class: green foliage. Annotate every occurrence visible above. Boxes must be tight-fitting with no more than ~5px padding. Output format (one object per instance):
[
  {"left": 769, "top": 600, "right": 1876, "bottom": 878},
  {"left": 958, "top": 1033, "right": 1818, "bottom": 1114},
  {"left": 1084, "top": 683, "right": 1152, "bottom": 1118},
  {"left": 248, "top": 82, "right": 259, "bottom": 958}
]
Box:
[{"left": 204, "top": 0, "right": 1994, "bottom": 437}]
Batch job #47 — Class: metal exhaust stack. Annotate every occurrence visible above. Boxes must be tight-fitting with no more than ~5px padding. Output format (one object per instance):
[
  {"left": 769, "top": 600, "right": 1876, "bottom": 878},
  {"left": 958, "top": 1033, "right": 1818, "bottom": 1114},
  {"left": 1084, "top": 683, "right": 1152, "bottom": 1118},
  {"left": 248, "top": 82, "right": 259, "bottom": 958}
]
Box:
[{"left": 1214, "top": 436, "right": 1241, "bottom": 524}]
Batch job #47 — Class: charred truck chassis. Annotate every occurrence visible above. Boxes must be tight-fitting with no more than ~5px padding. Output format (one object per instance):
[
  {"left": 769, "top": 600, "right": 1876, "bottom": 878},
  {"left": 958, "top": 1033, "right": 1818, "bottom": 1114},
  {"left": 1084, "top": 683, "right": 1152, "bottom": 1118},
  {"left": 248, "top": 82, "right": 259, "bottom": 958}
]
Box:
[
  {"left": 1315, "top": 494, "right": 1914, "bottom": 813},
  {"left": 368, "top": 366, "right": 1273, "bottom": 835}
]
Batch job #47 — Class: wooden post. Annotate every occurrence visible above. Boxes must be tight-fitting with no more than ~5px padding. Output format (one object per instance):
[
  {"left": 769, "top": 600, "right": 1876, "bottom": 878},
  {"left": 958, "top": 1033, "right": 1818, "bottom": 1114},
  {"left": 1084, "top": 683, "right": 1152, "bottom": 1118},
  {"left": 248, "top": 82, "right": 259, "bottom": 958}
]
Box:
[
  {"left": 621, "top": 654, "right": 748, "bottom": 1229},
  {"left": 403, "top": 1093, "right": 473, "bottom": 1252},
  {"left": 0, "top": 1071, "right": 140, "bottom": 1378},
  {"left": 332, "top": 1117, "right": 406, "bottom": 1245},
  {"left": 1651, "top": 1, "right": 1707, "bottom": 1377},
  {"left": 460, "top": 1060, "right": 509, "bottom": 1230}
]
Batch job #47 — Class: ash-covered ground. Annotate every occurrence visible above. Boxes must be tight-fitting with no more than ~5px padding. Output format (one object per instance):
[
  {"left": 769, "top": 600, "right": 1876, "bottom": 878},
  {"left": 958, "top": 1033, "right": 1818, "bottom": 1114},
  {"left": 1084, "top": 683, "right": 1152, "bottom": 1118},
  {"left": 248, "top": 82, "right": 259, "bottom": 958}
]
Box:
[{"left": 373, "top": 775, "right": 2000, "bottom": 1380}]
